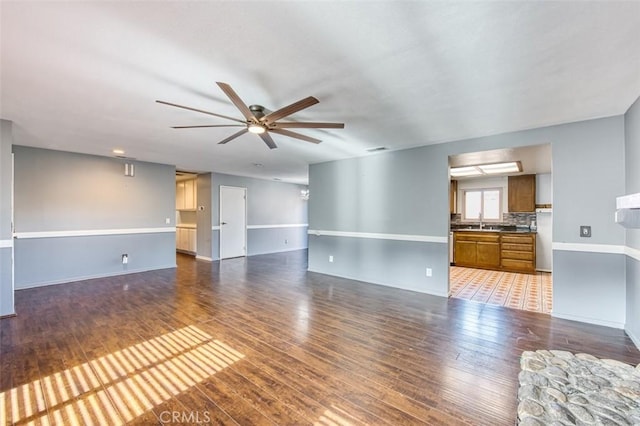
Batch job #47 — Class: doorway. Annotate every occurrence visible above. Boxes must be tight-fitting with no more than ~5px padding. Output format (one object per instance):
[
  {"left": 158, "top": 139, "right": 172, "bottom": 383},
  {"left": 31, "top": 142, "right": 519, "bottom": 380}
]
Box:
[
  {"left": 448, "top": 144, "right": 553, "bottom": 314},
  {"left": 175, "top": 172, "right": 198, "bottom": 257},
  {"left": 219, "top": 186, "right": 247, "bottom": 259}
]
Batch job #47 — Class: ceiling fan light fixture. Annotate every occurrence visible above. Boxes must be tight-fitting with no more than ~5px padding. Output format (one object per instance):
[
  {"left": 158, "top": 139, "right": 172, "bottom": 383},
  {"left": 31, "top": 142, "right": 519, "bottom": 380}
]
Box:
[{"left": 248, "top": 123, "right": 266, "bottom": 134}]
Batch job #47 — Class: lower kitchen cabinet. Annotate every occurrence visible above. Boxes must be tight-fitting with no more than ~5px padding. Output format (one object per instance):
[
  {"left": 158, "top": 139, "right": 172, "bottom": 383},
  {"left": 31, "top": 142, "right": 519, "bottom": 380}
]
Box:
[
  {"left": 176, "top": 227, "right": 197, "bottom": 253},
  {"left": 454, "top": 232, "right": 501, "bottom": 269},
  {"left": 501, "top": 233, "right": 536, "bottom": 273},
  {"left": 455, "top": 240, "right": 477, "bottom": 265},
  {"left": 477, "top": 241, "right": 501, "bottom": 268},
  {"left": 453, "top": 231, "right": 536, "bottom": 273}
]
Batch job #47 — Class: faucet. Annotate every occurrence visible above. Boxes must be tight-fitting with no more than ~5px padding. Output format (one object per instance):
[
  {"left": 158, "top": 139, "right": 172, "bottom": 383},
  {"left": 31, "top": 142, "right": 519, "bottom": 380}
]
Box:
[{"left": 479, "top": 212, "right": 484, "bottom": 230}]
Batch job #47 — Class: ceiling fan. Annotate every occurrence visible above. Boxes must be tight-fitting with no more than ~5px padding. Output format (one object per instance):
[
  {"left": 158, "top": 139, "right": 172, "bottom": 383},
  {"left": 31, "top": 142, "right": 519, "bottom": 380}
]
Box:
[{"left": 157, "top": 82, "right": 344, "bottom": 149}]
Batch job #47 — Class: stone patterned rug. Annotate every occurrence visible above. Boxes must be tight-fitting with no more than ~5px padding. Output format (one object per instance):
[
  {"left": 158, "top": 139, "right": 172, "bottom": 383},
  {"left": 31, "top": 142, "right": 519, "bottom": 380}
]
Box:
[{"left": 518, "top": 350, "right": 640, "bottom": 425}]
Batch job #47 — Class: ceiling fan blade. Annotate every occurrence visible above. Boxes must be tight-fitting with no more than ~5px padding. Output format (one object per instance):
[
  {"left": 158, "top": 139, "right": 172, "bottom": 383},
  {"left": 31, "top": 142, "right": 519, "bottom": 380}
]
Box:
[
  {"left": 259, "top": 132, "right": 277, "bottom": 149},
  {"left": 216, "top": 82, "right": 257, "bottom": 123},
  {"left": 218, "top": 129, "right": 248, "bottom": 145},
  {"left": 156, "top": 100, "right": 246, "bottom": 124},
  {"left": 172, "top": 124, "right": 245, "bottom": 129},
  {"left": 261, "top": 96, "right": 319, "bottom": 124},
  {"left": 270, "top": 129, "right": 321, "bottom": 144},
  {"left": 270, "top": 122, "right": 344, "bottom": 129}
]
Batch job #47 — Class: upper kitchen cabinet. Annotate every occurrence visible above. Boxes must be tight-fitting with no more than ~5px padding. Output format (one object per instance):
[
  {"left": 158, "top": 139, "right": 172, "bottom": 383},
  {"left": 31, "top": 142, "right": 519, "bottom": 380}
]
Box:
[
  {"left": 508, "top": 174, "right": 536, "bottom": 212},
  {"left": 450, "top": 180, "right": 458, "bottom": 214},
  {"left": 176, "top": 179, "right": 197, "bottom": 210}
]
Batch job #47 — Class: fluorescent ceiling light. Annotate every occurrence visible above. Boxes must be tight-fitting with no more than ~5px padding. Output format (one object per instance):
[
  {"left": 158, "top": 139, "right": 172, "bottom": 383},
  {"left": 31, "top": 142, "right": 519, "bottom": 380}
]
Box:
[
  {"left": 451, "top": 161, "right": 522, "bottom": 177},
  {"left": 113, "top": 149, "right": 125, "bottom": 155},
  {"left": 478, "top": 161, "right": 522, "bottom": 174},
  {"left": 450, "top": 166, "right": 483, "bottom": 177}
]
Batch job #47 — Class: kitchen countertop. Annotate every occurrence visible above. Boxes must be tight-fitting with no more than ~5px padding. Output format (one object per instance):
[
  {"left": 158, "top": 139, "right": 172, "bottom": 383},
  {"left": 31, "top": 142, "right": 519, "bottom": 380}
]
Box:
[{"left": 452, "top": 228, "right": 536, "bottom": 234}]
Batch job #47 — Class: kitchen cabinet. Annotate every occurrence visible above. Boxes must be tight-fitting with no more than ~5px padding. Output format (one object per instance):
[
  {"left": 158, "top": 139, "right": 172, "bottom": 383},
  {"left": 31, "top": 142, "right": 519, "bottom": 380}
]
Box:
[
  {"left": 501, "top": 233, "right": 536, "bottom": 273},
  {"left": 508, "top": 175, "right": 536, "bottom": 212},
  {"left": 454, "top": 232, "right": 500, "bottom": 269},
  {"left": 455, "top": 239, "right": 477, "bottom": 265},
  {"left": 176, "top": 179, "right": 196, "bottom": 210},
  {"left": 176, "top": 227, "right": 196, "bottom": 253},
  {"left": 453, "top": 231, "right": 536, "bottom": 273}
]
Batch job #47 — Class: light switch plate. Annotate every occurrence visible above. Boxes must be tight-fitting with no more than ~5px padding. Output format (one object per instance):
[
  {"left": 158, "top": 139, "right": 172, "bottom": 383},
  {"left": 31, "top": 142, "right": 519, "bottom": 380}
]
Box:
[{"left": 580, "top": 226, "right": 591, "bottom": 238}]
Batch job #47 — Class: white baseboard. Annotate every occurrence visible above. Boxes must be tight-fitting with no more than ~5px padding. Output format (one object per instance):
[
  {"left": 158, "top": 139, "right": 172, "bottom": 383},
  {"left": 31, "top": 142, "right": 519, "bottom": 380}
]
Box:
[
  {"left": 625, "top": 327, "right": 640, "bottom": 351},
  {"left": 249, "top": 246, "right": 307, "bottom": 256},
  {"left": 306, "top": 267, "right": 449, "bottom": 298},
  {"left": 552, "top": 311, "right": 624, "bottom": 329},
  {"left": 14, "top": 264, "right": 177, "bottom": 290}
]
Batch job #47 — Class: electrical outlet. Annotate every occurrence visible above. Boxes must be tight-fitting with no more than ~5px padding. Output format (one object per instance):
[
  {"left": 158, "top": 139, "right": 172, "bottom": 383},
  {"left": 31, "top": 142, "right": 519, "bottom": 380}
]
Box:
[
  {"left": 329, "top": 255, "right": 334, "bottom": 263},
  {"left": 580, "top": 226, "right": 591, "bottom": 238},
  {"left": 165, "top": 218, "right": 171, "bottom": 224},
  {"left": 426, "top": 268, "right": 433, "bottom": 277},
  {"left": 122, "top": 254, "right": 128, "bottom": 264}
]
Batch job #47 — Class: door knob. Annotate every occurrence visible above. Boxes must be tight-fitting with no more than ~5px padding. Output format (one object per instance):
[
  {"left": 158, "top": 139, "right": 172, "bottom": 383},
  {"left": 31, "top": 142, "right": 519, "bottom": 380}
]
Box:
[{"left": 221, "top": 222, "right": 227, "bottom": 225}]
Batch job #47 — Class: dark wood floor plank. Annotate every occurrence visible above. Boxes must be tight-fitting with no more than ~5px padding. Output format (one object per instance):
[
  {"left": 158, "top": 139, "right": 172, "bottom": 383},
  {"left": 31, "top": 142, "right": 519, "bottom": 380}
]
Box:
[{"left": 1, "top": 250, "right": 639, "bottom": 425}]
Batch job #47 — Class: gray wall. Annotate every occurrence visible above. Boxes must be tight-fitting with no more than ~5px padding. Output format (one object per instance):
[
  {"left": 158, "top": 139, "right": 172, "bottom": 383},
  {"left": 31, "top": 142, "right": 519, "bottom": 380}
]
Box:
[
  {"left": 309, "top": 116, "right": 627, "bottom": 327},
  {"left": 625, "top": 97, "right": 640, "bottom": 249},
  {"left": 625, "top": 96, "right": 640, "bottom": 345},
  {"left": 211, "top": 173, "right": 308, "bottom": 258},
  {"left": 13, "top": 146, "right": 176, "bottom": 288},
  {"left": 309, "top": 147, "right": 450, "bottom": 296},
  {"left": 0, "top": 120, "right": 14, "bottom": 316}
]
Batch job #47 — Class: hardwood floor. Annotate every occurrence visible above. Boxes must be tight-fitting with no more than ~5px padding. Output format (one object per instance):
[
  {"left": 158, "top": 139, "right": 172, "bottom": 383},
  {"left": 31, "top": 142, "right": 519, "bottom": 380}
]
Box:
[
  {"left": 450, "top": 266, "right": 553, "bottom": 314},
  {"left": 1, "top": 250, "right": 639, "bottom": 425}
]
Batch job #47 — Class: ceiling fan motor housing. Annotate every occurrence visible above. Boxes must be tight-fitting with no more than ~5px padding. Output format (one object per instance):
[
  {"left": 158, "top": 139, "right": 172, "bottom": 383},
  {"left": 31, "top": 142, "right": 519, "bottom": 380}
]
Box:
[{"left": 249, "top": 105, "right": 266, "bottom": 120}]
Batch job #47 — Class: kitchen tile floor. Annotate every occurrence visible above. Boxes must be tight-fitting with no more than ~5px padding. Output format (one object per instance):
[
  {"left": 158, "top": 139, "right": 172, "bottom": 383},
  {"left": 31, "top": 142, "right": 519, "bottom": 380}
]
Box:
[{"left": 450, "top": 266, "right": 553, "bottom": 314}]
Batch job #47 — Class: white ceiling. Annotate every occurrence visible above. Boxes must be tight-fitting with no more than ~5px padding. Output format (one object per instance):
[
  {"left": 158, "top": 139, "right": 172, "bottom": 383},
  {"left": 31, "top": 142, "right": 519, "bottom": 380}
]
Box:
[{"left": 1, "top": 1, "right": 639, "bottom": 184}]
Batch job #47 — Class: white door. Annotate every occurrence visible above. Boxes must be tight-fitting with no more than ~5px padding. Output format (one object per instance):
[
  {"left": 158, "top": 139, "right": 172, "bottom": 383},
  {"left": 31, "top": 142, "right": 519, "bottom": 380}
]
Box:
[{"left": 220, "top": 186, "right": 247, "bottom": 259}]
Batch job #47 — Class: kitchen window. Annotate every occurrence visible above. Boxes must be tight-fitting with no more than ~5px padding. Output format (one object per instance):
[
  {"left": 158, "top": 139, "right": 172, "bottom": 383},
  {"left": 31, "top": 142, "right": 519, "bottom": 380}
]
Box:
[{"left": 462, "top": 188, "right": 502, "bottom": 222}]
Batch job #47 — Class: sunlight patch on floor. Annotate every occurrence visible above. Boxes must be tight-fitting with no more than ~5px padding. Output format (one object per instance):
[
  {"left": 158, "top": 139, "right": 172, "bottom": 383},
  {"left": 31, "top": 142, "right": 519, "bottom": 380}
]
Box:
[
  {"left": 0, "top": 325, "right": 244, "bottom": 425},
  {"left": 314, "top": 405, "right": 358, "bottom": 426}
]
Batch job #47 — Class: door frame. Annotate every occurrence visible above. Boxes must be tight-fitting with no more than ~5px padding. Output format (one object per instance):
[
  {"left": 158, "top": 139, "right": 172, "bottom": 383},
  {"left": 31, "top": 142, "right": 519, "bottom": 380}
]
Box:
[{"left": 219, "top": 185, "right": 247, "bottom": 259}]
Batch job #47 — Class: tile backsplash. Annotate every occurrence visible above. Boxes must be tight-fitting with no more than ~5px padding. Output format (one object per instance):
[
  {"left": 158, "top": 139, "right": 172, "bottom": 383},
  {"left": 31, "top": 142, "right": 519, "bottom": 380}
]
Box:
[
  {"left": 450, "top": 212, "right": 536, "bottom": 227},
  {"left": 502, "top": 212, "right": 537, "bottom": 226}
]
